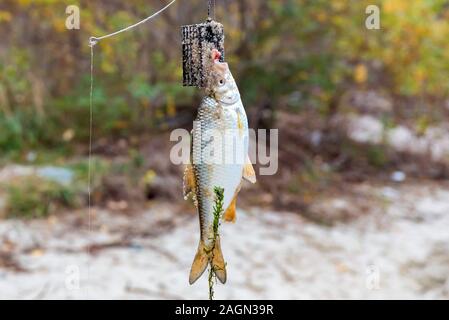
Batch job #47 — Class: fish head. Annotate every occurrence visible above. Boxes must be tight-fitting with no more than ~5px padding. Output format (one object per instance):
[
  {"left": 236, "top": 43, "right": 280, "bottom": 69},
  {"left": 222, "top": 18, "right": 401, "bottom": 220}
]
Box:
[{"left": 206, "top": 49, "right": 240, "bottom": 105}]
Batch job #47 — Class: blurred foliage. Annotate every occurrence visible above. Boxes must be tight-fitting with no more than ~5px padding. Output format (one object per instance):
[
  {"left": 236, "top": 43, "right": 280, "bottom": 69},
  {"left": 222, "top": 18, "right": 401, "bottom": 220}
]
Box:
[
  {"left": 287, "top": 157, "right": 334, "bottom": 204},
  {"left": 0, "top": 0, "right": 449, "bottom": 155},
  {"left": 0, "top": 155, "right": 147, "bottom": 218},
  {"left": 4, "top": 176, "right": 78, "bottom": 218}
]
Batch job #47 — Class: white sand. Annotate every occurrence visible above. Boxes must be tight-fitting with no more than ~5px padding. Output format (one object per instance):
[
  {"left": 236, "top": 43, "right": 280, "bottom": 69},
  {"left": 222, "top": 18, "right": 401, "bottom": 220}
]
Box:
[{"left": 1, "top": 182, "right": 448, "bottom": 299}]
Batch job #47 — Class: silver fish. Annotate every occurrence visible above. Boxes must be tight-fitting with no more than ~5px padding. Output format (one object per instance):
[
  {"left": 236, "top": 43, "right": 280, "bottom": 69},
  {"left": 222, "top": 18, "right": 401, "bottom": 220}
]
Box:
[{"left": 184, "top": 49, "right": 256, "bottom": 285}]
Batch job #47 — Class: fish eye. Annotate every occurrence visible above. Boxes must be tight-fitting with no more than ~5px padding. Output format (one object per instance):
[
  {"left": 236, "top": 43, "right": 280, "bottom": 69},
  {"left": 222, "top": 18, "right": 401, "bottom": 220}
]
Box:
[{"left": 218, "top": 78, "right": 225, "bottom": 86}]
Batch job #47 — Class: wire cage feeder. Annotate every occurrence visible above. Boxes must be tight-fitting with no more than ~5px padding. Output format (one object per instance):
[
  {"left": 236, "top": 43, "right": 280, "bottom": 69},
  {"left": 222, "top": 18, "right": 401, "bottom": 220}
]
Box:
[{"left": 182, "top": 17, "right": 225, "bottom": 88}]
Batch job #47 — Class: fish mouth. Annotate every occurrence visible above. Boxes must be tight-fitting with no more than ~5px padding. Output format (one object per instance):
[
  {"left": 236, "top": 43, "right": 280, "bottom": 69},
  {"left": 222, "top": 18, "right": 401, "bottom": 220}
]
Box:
[{"left": 212, "top": 49, "right": 221, "bottom": 62}]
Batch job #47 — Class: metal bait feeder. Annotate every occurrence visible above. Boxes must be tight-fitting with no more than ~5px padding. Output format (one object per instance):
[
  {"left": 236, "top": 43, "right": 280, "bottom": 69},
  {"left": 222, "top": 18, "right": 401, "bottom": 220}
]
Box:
[{"left": 182, "top": 17, "right": 225, "bottom": 88}]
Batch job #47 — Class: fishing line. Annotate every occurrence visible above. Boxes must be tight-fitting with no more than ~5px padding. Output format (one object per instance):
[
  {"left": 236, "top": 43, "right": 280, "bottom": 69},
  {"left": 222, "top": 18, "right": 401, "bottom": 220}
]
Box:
[
  {"left": 87, "top": 45, "right": 93, "bottom": 251},
  {"left": 208, "top": 0, "right": 216, "bottom": 19},
  {"left": 87, "top": 0, "right": 178, "bottom": 217},
  {"left": 86, "top": 0, "right": 178, "bottom": 295},
  {"left": 89, "top": 0, "right": 177, "bottom": 47}
]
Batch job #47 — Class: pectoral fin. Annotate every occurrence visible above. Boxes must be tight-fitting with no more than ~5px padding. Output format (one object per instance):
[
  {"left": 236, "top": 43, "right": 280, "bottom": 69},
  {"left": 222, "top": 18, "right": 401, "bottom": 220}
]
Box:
[
  {"left": 242, "top": 156, "right": 256, "bottom": 183},
  {"left": 183, "top": 163, "right": 198, "bottom": 207},
  {"left": 183, "top": 132, "right": 197, "bottom": 203}
]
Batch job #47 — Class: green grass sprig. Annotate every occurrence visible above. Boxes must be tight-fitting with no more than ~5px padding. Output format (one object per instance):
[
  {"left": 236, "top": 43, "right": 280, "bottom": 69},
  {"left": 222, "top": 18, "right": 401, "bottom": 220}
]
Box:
[{"left": 208, "top": 186, "right": 224, "bottom": 300}]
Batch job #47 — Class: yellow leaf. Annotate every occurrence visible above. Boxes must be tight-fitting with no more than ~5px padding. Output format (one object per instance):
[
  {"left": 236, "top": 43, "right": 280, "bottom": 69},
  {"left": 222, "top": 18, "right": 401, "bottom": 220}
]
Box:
[
  {"left": 62, "top": 129, "right": 75, "bottom": 142},
  {"left": 166, "top": 95, "right": 176, "bottom": 117},
  {"left": 316, "top": 12, "right": 328, "bottom": 23},
  {"left": 384, "top": 0, "right": 407, "bottom": 14},
  {"left": 0, "top": 11, "right": 12, "bottom": 22},
  {"left": 31, "top": 248, "right": 44, "bottom": 257},
  {"left": 143, "top": 170, "right": 156, "bottom": 185},
  {"left": 354, "top": 64, "right": 368, "bottom": 84}
]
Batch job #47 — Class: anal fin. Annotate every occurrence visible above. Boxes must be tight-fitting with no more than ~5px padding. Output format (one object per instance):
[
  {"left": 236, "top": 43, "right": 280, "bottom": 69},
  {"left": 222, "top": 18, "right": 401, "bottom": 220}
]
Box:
[
  {"left": 243, "top": 155, "right": 256, "bottom": 184},
  {"left": 224, "top": 194, "right": 237, "bottom": 223}
]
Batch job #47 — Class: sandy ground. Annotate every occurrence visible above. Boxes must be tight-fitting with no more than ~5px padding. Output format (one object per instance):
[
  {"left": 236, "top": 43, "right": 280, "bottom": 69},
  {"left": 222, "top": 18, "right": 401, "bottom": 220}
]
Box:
[{"left": 1, "top": 181, "right": 449, "bottom": 299}]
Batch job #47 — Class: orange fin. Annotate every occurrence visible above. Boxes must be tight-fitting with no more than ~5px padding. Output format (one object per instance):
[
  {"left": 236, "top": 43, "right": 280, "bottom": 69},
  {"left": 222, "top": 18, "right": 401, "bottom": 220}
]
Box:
[
  {"left": 212, "top": 237, "right": 227, "bottom": 284},
  {"left": 224, "top": 194, "right": 237, "bottom": 223},
  {"left": 183, "top": 163, "right": 197, "bottom": 205},
  {"left": 243, "top": 155, "right": 256, "bottom": 183},
  {"left": 189, "top": 241, "right": 209, "bottom": 285},
  {"left": 189, "top": 239, "right": 227, "bottom": 285}
]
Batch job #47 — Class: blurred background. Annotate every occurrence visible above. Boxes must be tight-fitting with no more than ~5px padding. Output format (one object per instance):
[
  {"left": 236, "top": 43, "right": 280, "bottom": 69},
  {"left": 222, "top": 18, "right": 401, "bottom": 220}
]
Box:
[{"left": 1, "top": 0, "right": 449, "bottom": 299}]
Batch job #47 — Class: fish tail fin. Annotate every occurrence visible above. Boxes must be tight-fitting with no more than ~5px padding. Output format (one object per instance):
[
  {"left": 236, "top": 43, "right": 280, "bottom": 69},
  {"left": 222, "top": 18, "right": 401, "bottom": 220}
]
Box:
[
  {"left": 188, "top": 238, "right": 227, "bottom": 285},
  {"left": 211, "top": 237, "right": 227, "bottom": 284},
  {"left": 189, "top": 241, "right": 209, "bottom": 285}
]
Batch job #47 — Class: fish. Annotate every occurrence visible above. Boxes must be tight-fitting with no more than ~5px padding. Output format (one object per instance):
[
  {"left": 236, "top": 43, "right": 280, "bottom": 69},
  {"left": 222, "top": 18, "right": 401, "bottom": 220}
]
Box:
[{"left": 184, "top": 49, "right": 256, "bottom": 285}]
